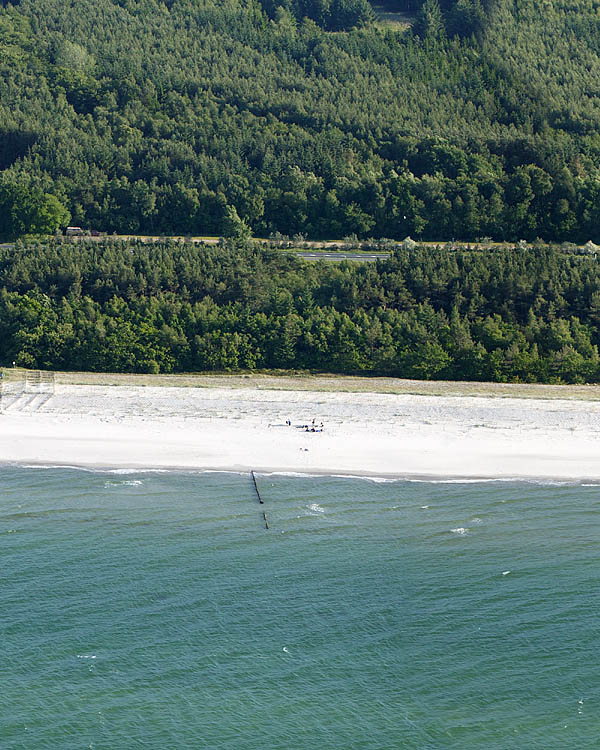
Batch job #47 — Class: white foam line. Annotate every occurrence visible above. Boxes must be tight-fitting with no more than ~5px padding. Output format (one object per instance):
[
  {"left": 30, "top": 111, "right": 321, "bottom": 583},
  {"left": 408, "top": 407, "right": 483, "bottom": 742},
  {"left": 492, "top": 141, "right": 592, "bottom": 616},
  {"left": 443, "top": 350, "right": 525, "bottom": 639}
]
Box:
[
  {"left": 1, "top": 463, "right": 593, "bottom": 487},
  {"left": 6, "top": 463, "right": 170, "bottom": 475},
  {"left": 332, "top": 474, "right": 400, "bottom": 483},
  {"left": 254, "top": 471, "right": 322, "bottom": 479}
]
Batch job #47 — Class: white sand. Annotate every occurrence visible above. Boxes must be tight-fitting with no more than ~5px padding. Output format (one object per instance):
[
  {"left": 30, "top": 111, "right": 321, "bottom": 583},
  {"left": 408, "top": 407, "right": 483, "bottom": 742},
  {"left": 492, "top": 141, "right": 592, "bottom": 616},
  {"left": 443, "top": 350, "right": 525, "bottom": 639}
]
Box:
[{"left": 1, "top": 380, "right": 600, "bottom": 480}]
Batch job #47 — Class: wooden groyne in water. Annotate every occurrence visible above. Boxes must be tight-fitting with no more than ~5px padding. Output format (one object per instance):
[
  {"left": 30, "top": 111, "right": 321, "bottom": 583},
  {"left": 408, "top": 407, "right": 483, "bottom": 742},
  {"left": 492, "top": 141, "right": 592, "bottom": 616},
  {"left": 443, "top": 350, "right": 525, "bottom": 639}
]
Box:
[
  {"left": 251, "top": 470, "right": 263, "bottom": 504},
  {"left": 251, "top": 471, "right": 269, "bottom": 529}
]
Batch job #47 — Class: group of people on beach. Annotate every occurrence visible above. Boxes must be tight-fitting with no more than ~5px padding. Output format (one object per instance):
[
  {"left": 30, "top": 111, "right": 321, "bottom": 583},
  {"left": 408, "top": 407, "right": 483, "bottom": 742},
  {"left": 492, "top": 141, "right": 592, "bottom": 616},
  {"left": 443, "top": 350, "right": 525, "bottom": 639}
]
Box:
[
  {"left": 295, "top": 418, "right": 324, "bottom": 432},
  {"left": 270, "top": 418, "right": 324, "bottom": 431},
  {"left": 279, "top": 418, "right": 324, "bottom": 431}
]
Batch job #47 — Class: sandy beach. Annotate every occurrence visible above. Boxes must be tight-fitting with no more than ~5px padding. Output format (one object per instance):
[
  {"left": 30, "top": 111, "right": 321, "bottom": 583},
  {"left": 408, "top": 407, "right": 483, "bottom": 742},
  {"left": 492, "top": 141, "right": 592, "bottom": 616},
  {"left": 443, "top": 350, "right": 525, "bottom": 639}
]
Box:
[{"left": 1, "top": 373, "right": 600, "bottom": 480}]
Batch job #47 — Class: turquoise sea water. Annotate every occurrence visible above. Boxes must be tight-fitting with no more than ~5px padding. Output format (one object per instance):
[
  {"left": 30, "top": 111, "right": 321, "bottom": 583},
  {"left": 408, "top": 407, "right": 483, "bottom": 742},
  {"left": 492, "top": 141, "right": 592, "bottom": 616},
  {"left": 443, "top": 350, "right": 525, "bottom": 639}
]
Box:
[{"left": 1, "top": 467, "right": 599, "bottom": 748}]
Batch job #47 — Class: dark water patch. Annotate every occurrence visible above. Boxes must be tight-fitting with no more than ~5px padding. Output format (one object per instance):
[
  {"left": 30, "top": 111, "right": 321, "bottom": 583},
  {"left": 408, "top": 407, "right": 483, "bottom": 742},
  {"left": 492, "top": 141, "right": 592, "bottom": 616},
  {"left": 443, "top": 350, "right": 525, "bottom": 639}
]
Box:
[{"left": 1, "top": 467, "right": 599, "bottom": 748}]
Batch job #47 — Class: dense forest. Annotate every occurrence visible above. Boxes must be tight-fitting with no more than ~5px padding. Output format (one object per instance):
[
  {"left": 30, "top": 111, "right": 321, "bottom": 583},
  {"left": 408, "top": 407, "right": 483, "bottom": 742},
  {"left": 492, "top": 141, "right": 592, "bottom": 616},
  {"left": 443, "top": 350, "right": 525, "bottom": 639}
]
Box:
[
  {"left": 1, "top": 239, "right": 599, "bottom": 383},
  {"left": 1, "top": 0, "right": 600, "bottom": 241}
]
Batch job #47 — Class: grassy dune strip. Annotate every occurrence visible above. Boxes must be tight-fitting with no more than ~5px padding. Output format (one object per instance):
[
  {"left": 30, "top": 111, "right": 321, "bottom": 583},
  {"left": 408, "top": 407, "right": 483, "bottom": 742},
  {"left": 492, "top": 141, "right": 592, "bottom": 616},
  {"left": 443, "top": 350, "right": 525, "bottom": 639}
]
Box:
[{"left": 4, "top": 368, "right": 600, "bottom": 401}]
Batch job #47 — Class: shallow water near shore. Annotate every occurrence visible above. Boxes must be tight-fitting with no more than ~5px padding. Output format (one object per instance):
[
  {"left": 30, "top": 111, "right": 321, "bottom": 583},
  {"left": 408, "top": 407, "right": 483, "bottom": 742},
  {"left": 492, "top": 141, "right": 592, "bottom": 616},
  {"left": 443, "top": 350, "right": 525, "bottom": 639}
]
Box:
[{"left": 1, "top": 467, "right": 598, "bottom": 748}]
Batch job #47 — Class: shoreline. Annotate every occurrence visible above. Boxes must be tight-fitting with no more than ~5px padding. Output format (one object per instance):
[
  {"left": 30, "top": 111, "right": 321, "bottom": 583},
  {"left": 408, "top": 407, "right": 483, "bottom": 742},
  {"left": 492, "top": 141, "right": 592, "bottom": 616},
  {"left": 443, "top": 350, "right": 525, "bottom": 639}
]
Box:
[
  {"left": 3, "top": 459, "right": 600, "bottom": 486},
  {"left": 2, "top": 378, "right": 600, "bottom": 481}
]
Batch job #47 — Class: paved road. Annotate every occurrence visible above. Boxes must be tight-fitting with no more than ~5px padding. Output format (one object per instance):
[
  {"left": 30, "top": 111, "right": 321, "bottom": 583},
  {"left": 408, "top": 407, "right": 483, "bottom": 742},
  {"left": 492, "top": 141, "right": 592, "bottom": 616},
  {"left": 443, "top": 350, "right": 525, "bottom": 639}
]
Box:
[{"left": 294, "top": 252, "right": 389, "bottom": 262}]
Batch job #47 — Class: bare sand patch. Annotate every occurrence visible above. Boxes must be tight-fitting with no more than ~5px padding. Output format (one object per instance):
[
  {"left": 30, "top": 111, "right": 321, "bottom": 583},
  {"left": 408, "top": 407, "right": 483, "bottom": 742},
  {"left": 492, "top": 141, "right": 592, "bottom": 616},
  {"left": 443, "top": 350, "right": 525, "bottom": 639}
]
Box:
[{"left": 1, "top": 372, "right": 600, "bottom": 480}]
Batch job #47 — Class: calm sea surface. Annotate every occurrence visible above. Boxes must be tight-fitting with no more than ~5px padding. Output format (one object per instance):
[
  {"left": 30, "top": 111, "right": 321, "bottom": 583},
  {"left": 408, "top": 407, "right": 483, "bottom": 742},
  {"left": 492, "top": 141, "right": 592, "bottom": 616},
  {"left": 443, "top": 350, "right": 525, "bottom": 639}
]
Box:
[{"left": 1, "top": 467, "right": 598, "bottom": 748}]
